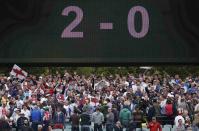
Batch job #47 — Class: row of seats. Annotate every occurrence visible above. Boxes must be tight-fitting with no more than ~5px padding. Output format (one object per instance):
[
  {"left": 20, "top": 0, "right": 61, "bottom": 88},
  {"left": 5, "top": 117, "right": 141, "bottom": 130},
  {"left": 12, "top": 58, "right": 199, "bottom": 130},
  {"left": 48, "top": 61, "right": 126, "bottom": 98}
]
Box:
[{"left": 52, "top": 124, "right": 174, "bottom": 131}]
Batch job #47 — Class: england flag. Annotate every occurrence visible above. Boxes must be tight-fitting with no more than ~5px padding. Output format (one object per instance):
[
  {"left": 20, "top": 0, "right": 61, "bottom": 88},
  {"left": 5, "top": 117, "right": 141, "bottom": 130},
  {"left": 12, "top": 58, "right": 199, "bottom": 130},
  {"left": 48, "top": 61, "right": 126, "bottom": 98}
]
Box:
[{"left": 10, "top": 64, "right": 28, "bottom": 80}]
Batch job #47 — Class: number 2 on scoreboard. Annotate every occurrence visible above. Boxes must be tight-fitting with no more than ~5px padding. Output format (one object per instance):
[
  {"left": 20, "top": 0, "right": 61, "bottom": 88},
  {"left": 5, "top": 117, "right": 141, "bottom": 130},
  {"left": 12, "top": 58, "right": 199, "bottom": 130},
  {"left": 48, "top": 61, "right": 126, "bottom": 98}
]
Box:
[{"left": 61, "top": 6, "right": 83, "bottom": 38}]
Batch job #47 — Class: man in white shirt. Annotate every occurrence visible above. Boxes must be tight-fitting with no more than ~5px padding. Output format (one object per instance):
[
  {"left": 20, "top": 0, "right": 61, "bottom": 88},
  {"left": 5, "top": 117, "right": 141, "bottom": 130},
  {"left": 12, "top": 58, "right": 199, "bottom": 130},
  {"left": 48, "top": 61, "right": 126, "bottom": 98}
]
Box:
[{"left": 21, "top": 105, "right": 30, "bottom": 120}]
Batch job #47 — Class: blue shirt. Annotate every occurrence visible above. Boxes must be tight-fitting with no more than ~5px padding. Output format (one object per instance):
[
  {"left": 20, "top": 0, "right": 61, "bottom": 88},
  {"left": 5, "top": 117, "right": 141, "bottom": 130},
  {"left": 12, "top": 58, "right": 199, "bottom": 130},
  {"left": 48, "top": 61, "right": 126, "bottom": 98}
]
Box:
[{"left": 31, "top": 108, "right": 42, "bottom": 122}]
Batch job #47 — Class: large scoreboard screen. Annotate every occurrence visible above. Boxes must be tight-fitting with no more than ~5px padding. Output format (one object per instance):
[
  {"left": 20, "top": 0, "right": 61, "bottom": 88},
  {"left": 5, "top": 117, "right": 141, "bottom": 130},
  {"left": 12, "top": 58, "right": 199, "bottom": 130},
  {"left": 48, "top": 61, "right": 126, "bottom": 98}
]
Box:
[{"left": 0, "top": 0, "right": 199, "bottom": 63}]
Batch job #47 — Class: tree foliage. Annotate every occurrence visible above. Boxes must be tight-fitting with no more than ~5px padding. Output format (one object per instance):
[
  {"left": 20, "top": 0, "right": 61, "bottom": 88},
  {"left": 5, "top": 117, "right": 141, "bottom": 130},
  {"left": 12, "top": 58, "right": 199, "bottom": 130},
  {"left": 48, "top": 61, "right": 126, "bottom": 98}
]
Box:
[{"left": 1, "top": 66, "right": 199, "bottom": 78}]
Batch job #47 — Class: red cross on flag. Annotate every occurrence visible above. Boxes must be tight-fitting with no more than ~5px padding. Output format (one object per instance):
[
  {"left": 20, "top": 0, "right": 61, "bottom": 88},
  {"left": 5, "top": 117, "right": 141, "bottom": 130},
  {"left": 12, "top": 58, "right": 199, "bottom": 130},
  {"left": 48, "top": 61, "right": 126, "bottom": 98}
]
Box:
[{"left": 10, "top": 64, "right": 28, "bottom": 80}]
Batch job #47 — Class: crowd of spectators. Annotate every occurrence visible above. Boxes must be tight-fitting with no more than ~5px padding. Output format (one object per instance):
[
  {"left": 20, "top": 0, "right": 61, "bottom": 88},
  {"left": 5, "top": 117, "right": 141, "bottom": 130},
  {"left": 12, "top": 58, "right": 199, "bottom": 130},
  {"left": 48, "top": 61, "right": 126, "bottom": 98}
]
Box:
[{"left": 0, "top": 70, "right": 199, "bottom": 131}]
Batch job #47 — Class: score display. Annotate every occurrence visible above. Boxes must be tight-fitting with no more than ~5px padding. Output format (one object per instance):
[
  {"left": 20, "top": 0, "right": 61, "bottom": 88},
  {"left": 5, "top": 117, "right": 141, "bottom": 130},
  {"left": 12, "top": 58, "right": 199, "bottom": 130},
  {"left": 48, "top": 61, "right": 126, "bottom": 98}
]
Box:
[
  {"left": 61, "top": 5, "right": 149, "bottom": 38},
  {"left": 0, "top": 0, "right": 199, "bottom": 64}
]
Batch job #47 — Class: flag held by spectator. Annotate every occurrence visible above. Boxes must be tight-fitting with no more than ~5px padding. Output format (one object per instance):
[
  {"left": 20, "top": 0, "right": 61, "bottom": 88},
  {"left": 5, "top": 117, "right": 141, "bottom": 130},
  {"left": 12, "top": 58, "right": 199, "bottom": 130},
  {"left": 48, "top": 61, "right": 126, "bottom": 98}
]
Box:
[{"left": 10, "top": 64, "right": 28, "bottom": 80}]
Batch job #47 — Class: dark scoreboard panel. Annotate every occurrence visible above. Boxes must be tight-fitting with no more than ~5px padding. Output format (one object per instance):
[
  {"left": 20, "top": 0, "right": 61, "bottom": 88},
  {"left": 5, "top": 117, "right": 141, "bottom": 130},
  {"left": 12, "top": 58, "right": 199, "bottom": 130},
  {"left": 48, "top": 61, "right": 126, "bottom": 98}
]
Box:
[{"left": 0, "top": 0, "right": 199, "bottom": 63}]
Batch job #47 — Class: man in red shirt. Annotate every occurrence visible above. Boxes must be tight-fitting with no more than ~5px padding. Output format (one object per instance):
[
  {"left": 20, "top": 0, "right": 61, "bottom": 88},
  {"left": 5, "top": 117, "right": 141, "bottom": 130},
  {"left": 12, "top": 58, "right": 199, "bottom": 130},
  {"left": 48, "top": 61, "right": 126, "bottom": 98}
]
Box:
[{"left": 147, "top": 117, "right": 162, "bottom": 131}]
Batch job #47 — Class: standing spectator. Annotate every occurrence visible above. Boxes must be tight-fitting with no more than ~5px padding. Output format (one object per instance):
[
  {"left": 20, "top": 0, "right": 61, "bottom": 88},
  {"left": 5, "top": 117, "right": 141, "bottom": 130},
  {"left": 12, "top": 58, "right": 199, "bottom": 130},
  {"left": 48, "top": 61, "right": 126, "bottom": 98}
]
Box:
[
  {"left": 53, "top": 107, "right": 65, "bottom": 130},
  {"left": 12, "top": 108, "right": 21, "bottom": 130},
  {"left": 147, "top": 117, "right": 162, "bottom": 131},
  {"left": 147, "top": 100, "right": 161, "bottom": 122},
  {"left": 147, "top": 103, "right": 155, "bottom": 122},
  {"left": 71, "top": 110, "right": 79, "bottom": 131},
  {"left": 131, "top": 106, "right": 144, "bottom": 131},
  {"left": 92, "top": 107, "right": 104, "bottom": 131},
  {"left": 21, "top": 120, "right": 33, "bottom": 131},
  {"left": 8, "top": 102, "right": 15, "bottom": 118},
  {"left": 0, "top": 103, "right": 9, "bottom": 120},
  {"left": 177, "top": 97, "right": 188, "bottom": 110},
  {"left": 106, "top": 108, "right": 114, "bottom": 131},
  {"left": 21, "top": 105, "right": 30, "bottom": 120},
  {"left": 80, "top": 108, "right": 91, "bottom": 131},
  {"left": 100, "top": 101, "right": 109, "bottom": 122},
  {"left": 159, "top": 95, "right": 167, "bottom": 115},
  {"left": 17, "top": 112, "right": 29, "bottom": 130},
  {"left": 30, "top": 104, "right": 42, "bottom": 131},
  {"left": 15, "top": 96, "right": 24, "bottom": 109},
  {"left": 165, "top": 98, "right": 175, "bottom": 124},
  {"left": 42, "top": 107, "right": 51, "bottom": 131},
  {"left": 112, "top": 106, "right": 119, "bottom": 123},
  {"left": 63, "top": 101, "right": 71, "bottom": 123},
  {"left": 153, "top": 100, "right": 161, "bottom": 116},
  {"left": 165, "top": 99, "right": 174, "bottom": 117},
  {"left": 119, "top": 104, "right": 131, "bottom": 130}
]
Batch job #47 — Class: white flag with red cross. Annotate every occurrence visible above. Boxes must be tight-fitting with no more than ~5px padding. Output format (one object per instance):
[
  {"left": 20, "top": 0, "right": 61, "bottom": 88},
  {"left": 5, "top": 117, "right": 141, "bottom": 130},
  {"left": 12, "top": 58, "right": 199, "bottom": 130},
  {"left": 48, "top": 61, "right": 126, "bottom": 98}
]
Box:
[{"left": 10, "top": 64, "right": 28, "bottom": 80}]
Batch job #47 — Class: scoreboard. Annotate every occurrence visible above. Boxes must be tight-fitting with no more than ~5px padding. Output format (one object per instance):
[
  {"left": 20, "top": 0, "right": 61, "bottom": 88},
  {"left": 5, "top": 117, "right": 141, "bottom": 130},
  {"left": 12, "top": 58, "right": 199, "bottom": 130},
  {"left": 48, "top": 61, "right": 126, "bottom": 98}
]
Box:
[{"left": 0, "top": 0, "right": 199, "bottom": 63}]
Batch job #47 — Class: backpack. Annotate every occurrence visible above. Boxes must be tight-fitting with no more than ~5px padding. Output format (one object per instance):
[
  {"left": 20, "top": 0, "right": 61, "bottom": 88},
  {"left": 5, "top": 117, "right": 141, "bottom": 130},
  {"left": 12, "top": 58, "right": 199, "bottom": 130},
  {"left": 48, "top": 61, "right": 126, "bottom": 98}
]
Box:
[{"left": 165, "top": 104, "right": 173, "bottom": 116}]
